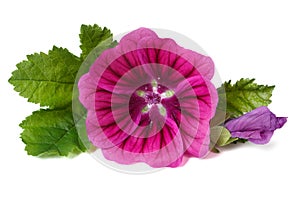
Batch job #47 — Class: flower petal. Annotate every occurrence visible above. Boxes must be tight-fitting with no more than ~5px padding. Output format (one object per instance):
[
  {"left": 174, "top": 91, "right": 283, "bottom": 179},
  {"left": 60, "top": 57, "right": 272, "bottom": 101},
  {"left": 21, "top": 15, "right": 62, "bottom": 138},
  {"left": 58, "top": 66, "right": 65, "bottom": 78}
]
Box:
[
  {"left": 137, "top": 37, "right": 215, "bottom": 79},
  {"left": 101, "top": 118, "right": 184, "bottom": 168},
  {"left": 120, "top": 27, "right": 159, "bottom": 44}
]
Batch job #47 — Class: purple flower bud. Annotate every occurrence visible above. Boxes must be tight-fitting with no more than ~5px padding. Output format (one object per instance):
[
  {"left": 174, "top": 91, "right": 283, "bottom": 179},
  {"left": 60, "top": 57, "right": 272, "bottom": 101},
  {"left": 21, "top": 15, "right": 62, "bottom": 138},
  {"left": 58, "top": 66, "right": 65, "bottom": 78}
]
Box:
[{"left": 225, "top": 106, "right": 287, "bottom": 144}]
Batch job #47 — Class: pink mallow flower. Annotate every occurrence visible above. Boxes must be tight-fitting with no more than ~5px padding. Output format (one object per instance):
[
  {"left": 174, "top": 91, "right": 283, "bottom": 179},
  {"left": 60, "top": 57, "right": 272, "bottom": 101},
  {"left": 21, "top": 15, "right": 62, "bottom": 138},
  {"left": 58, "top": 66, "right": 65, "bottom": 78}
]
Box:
[{"left": 78, "top": 28, "right": 218, "bottom": 168}]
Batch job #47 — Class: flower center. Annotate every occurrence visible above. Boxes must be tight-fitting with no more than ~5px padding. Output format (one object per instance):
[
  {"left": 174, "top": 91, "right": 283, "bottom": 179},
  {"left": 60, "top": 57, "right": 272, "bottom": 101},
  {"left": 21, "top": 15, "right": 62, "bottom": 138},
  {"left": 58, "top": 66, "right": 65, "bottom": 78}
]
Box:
[
  {"left": 134, "top": 80, "right": 175, "bottom": 116},
  {"left": 145, "top": 92, "right": 161, "bottom": 105}
]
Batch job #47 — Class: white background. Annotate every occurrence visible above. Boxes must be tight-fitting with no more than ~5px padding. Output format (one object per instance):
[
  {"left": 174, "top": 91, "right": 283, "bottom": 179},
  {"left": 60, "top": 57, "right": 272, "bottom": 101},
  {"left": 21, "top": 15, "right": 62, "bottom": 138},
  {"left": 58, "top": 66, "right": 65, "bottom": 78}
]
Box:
[{"left": 0, "top": 0, "right": 299, "bottom": 199}]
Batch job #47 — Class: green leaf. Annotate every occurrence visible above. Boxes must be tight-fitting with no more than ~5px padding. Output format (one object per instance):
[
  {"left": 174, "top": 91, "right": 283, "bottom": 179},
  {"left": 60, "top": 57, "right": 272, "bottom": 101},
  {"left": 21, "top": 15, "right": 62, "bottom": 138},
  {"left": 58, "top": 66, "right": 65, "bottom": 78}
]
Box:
[
  {"left": 9, "top": 24, "right": 118, "bottom": 158},
  {"left": 79, "top": 24, "right": 116, "bottom": 60},
  {"left": 210, "top": 126, "right": 238, "bottom": 147},
  {"left": 210, "top": 109, "right": 230, "bottom": 127},
  {"left": 9, "top": 46, "right": 81, "bottom": 108},
  {"left": 210, "top": 147, "right": 220, "bottom": 153},
  {"left": 20, "top": 108, "right": 86, "bottom": 157},
  {"left": 218, "top": 78, "right": 275, "bottom": 118}
]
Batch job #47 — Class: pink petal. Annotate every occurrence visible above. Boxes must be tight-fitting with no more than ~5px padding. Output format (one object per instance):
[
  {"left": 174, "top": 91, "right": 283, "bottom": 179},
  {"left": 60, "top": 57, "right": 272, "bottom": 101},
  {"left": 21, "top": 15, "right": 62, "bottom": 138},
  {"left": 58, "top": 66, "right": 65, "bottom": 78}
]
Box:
[{"left": 101, "top": 118, "right": 184, "bottom": 168}]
